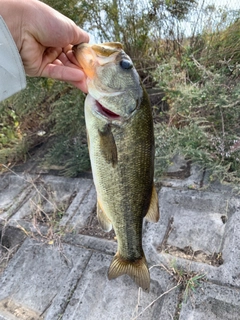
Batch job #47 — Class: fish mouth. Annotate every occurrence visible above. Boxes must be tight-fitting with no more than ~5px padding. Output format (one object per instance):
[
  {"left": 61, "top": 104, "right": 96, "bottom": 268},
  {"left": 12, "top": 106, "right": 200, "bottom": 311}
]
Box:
[{"left": 95, "top": 100, "right": 121, "bottom": 120}]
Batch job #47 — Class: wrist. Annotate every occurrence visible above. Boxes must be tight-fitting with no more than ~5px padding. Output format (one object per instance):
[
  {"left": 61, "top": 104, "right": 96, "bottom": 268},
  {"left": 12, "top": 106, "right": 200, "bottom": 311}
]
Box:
[{"left": 0, "top": 0, "right": 28, "bottom": 51}]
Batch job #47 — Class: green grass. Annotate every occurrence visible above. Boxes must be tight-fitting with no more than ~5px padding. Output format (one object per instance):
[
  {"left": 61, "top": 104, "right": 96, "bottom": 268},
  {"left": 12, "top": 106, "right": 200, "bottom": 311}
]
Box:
[
  {"left": 153, "top": 53, "right": 240, "bottom": 184},
  {"left": 0, "top": 78, "right": 90, "bottom": 176}
]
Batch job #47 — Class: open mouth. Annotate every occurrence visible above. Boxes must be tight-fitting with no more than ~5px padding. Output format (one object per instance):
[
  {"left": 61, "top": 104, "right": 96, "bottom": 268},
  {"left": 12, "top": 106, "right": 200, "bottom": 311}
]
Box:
[{"left": 95, "top": 101, "right": 121, "bottom": 120}]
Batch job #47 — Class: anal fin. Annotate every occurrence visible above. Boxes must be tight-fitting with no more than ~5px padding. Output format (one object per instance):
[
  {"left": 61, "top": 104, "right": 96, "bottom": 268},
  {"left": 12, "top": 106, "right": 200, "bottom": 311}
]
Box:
[
  {"left": 108, "top": 252, "right": 150, "bottom": 292},
  {"left": 97, "top": 200, "right": 112, "bottom": 232},
  {"left": 145, "top": 185, "right": 160, "bottom": 223}
]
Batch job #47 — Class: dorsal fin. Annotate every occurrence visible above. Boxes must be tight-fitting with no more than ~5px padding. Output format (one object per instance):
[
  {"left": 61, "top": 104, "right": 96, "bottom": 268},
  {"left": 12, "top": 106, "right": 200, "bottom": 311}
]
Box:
[{"left": 92, "top": 42, "right": 123, "bottom": 56}]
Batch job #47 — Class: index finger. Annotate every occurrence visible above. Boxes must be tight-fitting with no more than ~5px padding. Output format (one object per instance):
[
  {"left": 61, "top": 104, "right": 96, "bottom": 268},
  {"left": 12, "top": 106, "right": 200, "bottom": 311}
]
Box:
[
  {"left": 32, "top": 1, "right": 90, "bottom": 47},
  {"left": 70, "top": 24, "right": 90, "bottom": 46}
]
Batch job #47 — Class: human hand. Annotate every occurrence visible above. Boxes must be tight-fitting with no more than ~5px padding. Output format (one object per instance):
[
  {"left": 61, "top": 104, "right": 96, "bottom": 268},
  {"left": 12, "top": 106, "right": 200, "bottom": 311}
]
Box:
[{"left": 1, "top": 0, "right": 89, "bottom": 92}]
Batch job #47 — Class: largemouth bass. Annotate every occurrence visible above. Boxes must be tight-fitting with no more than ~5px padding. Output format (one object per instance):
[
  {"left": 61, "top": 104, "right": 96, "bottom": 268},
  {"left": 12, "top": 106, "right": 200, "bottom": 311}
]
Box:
[{"left": 73, "top": 42, "right": 159, "bottom": 291}]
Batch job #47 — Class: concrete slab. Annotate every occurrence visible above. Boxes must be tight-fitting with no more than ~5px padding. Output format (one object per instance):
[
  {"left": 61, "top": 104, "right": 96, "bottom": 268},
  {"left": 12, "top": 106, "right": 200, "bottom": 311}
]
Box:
[
  {"left": 61, "top": 182, "right": 96, "bottom": 229},
  {"left": 0, "top": 174, "right": 96, "bottom": 241},
  {"left": 9, "top": 175, "right": 84, "bottom": 221},
  {"left": 179, "top": 282, "right": 240, "bottom": 320},
  {"left": 143, "top": 184, "right": 240, "bottom": 295},
  {"left": 0, "top": 174, "right": 32, "bottom": 220},
  {"left": 63, "top": 233, "right": 117, "bottom": 256},
  {"left": 0, "top": 174, "right": 82, "bottom": 221},
  {"left": 0, "top": 174, "right": 29, "bottom": 211},
  {"left": 57, "top": 252, "right": 179, "bottom": 320},
  {"left": 1, "top": 158, "right": 240, "bottom": 320},
  {"left": 144, "top": 186, "right": 231, "bottom": 259},
  {"left": 0, "top": 226, "right": 26, "bottom": 275},
  {"left": 0, "top": 236, "right": 180, "bottom": 320},
  {"left": 166, "top": 154, "right": 191, "bottom": 179},
  {"left": 0, "top": 238, "right": 92, "bottom": 320},
  {"left": 209, "top": 208, "right": 240, "bottom": 287},
  {"left": 161, "top": 164, "right": 205, "bottom": 189}
]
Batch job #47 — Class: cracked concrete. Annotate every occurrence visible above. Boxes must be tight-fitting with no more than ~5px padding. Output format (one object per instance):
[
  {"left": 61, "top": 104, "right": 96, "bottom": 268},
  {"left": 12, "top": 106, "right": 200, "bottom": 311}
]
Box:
[{"left": 0, "top": 159, "right": 240, "bottom": 319}]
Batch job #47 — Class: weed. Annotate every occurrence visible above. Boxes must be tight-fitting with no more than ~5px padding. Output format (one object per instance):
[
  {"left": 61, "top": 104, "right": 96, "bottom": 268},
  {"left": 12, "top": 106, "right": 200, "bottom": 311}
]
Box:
[
  {"left": 0, "top": 243, "right": 18, "bottom": 275},
  {"left": 132, "top": 261, "right": 205, "bottom": 320},
  {"left": 0, "top": 79, "right": 89, "bottom": 176},
  {"left": 169, "top": 261, "right": 206, "bottom": 302},
  {"left": 153, "top": 60, "right": 240, "bottom": 184},
  {"left": 182, "top": 273, "right": 205, "bottom": 301}
]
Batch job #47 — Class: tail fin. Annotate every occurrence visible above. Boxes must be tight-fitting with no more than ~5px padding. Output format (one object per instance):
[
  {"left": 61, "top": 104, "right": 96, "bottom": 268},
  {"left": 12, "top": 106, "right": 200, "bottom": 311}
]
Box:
[{"left": 108, "top": 252, "right": 150, "bottom": 292}]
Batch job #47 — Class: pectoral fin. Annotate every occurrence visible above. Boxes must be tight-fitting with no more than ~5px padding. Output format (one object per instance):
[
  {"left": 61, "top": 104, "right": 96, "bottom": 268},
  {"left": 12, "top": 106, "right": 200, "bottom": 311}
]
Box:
[
  {"left": 145, "top": 185, "right": 160, "bottom": 223},
  {"left": 98, "top": 125, "right": 118, "bottom": 167},
  {"left": 97, "top": 200, "right": 112, "bottom": 232}
]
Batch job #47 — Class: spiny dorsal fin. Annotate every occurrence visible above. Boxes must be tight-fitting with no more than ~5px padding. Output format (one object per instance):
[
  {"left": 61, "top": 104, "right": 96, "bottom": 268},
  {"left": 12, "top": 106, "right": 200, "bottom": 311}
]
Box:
[
  {"left": 92, "top": 42, "right": 123, "bottom": 57},
  {"left": 102, "top": 42, "right": 123, "bottom": 50},
  {"left": 98, "top": 125, "right": 118, "bottom": 167},
  {"left": 108, "top": 252, "right": 150, "bottom": 292},
  {"left": 97, "top": 200, "right": 112, "bottom": 232},
  {"left": 145, "top": 185, "right": 160, "bottom": 223}
]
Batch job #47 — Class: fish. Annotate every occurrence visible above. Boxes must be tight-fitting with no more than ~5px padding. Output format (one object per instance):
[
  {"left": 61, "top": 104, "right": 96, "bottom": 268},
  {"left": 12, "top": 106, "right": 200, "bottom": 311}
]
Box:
[{"left": 73, "top": 42, "right": 159, "bottom": 291}]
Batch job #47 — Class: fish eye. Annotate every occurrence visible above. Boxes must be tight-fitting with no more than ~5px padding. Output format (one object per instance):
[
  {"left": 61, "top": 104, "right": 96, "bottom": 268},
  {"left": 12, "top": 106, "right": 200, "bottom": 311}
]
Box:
[{"left": 120, "top": 59, "right": 133, "bottom": 70}]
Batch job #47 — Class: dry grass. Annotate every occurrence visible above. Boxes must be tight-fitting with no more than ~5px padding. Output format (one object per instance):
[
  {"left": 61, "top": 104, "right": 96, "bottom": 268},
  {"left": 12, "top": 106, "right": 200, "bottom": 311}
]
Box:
[
  {"left": 0, "top": 243, "right": 18, "bottom": 274},
  {"left": 0, "top": 165, "right": 72, "bottom": 276},
  {"left": 131, "top": 262, "right": 206, "bottom": 320},
  {"left": 132, "top": 283, "right": 180, "bottom": 320}
]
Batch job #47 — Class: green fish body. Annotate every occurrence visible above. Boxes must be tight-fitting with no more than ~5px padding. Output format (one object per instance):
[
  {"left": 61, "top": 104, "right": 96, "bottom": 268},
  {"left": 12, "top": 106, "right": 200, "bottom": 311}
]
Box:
[{"left": 73, "top": 42, "right": 159, "bottom": 291}]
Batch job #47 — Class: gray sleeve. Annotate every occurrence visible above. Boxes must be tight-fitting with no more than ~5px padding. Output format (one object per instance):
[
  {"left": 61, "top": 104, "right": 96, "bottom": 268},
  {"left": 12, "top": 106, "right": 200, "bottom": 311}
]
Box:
[{"left": 0, "top": 16, "right": 26, "bottom": 101}]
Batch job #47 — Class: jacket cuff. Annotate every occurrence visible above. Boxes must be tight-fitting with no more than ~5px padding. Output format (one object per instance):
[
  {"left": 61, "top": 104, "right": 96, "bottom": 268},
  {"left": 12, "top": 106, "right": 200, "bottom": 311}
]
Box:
[{"left": 0, "top": 16, "right": 26, "bottom": 101}]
